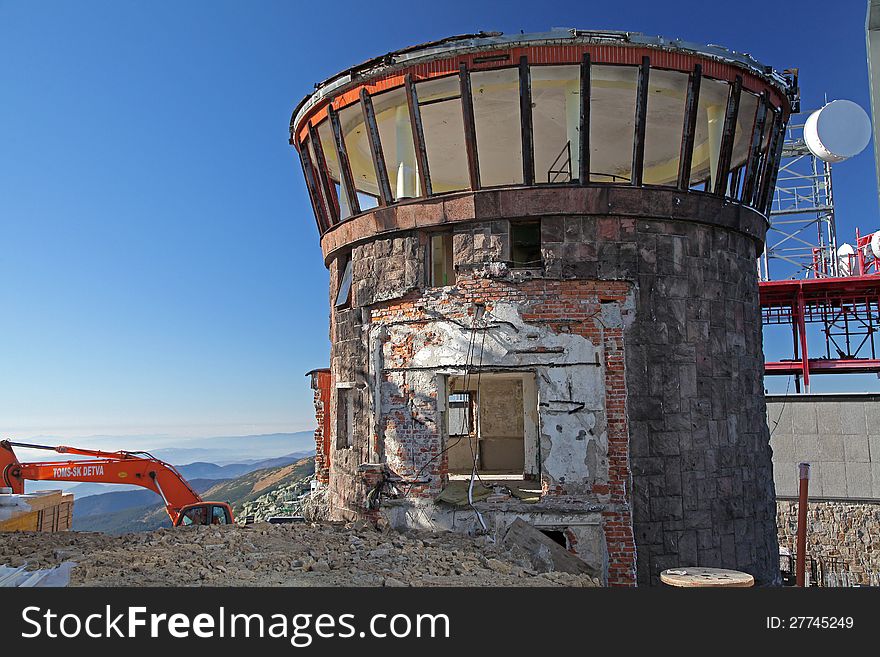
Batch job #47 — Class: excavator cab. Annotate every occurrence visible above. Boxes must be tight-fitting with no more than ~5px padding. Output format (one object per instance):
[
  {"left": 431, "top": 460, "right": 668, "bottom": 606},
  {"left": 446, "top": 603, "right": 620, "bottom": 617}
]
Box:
[{"left": 175, "top": 502, "right": 234, "bottom": 527}]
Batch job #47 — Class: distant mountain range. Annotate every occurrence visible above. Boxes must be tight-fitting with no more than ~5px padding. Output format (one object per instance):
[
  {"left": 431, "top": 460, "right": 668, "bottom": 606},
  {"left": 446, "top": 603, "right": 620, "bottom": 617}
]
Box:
[
  {"left": 22, "top": 431, "right": 315, "bottom": 496},
  {"left": 60, "top": 451, "right": 313, "bottom": 499},
  {"left": 147, "top": 432, "right": 316, "bottom": 464},
  {"left": 71, "top": 478, "right": 220, "bottom": 519}
]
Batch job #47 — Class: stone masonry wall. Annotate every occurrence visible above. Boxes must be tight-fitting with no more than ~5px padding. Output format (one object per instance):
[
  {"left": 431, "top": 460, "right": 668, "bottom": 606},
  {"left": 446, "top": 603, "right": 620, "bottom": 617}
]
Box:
[
  {"left": 777, "top": 500, "right": 880, "bottom": 585},
  {"left": 612, "top": 217, "right": 777, "bottom": 586},
  {"left": 766, "top": 395, "right": 880, "bottom": 585}
]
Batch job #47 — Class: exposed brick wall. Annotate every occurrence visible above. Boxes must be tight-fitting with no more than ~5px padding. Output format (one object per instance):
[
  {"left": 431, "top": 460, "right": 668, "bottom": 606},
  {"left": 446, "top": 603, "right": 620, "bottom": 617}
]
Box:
[{"left": 309, "top": 369, "right": 332, "bottom": 485}]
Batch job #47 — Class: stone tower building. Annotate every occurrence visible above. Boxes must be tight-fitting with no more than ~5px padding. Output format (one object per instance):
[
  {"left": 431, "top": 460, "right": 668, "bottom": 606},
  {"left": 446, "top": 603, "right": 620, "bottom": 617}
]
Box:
[{"left": 291, "top": 30, "right": 795, "bottom": 586}]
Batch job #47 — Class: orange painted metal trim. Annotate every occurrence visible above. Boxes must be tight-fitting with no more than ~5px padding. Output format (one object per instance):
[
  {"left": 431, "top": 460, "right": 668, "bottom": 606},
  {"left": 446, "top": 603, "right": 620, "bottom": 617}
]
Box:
[{"left": 294, "top": 44, "right": 788, "bottom": 144}]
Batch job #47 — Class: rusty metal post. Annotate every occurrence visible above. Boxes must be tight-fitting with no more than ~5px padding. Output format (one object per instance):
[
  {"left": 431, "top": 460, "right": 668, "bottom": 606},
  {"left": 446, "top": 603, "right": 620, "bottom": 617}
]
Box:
[
  {"left": 714, "top": 75, "right": 742, "bottom": 196},
  {"left": 631, "top": 56, "right": 650, "bottom": 187},
  {"left": 578, "top": 52, "right": 591, "bottom": 184},
  {"left": 677, "top": 64, "right": 702, "bottom": 191},
  {"left": 796, "top": 462, "right": 810, "bottom": 587},
  {"left": 359, "top": 88, "right": 394, "bottom": 206}
]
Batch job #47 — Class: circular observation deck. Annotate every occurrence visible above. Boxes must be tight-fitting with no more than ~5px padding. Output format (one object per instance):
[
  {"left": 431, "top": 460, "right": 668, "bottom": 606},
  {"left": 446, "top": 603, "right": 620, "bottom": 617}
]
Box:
[{"left": 290, "top": 29, "right": 795, "bottom": 251}]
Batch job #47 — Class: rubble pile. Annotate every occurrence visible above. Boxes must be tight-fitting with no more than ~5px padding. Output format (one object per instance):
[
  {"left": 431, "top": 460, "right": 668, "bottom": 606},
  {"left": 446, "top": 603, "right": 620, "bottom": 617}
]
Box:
[{"left": 0, "top": 521, "right": 600, "bottom": 587}]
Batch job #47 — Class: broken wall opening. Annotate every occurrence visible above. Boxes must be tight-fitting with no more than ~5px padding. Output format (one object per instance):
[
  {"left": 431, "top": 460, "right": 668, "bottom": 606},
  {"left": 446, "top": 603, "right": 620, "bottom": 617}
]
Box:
[
  {"left": 444, "top": 372, "right": 539, "bottom": 479},
  {"left": 540, "top": 529, "right": 568, "bottom": 549}
]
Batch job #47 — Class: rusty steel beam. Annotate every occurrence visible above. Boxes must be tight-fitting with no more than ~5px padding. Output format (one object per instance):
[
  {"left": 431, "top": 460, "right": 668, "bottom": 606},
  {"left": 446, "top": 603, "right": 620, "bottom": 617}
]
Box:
[
  {"left": 631, "top": 56, "right": 650, "bottom": 187},
  {"left": 752, "top": 105, "right": 777, "bottom": 208},
  {"left": 328, "top": 106, "right": 361, "bottom": 216},
  {"left": 307, "top": 123, "right": 340, "bottom": 224},
  {"left": 730, "top": 167, "right": 743, "bottom": 199},
  {"left": 579, "top": 53, "right": 591, "bottom": 185},
  {"left": 750, "top": 102, "right": 779, "bottom": 207},
  {"left": 758, "top": 109, "right": 785, "bottom": 214},
  {"left": 298, "top": 138, "right": 330, "bottom": 234},
  {"left": 677, "top": 64, "right": 702, "bottom": 191},
  {"left": 741, "top": 93, "right": 769, "bottom": 204},
  {"left": 404, "top": 73, "right": 432, "bottom": 197},
  {"left": 359, "top": 88, "right": 394, "bottom": 206},
  {"left": 459, "top": 63, "right": 481, "bottom": 190},
  {"left": 713, "top": 75, "right": 742, "bottom": 196},
  {"left": 299, "top": 136, "right": 333, "bottom": 235},
  {"left": 519, "top": 56, "right": 535, "bottom": 186}
]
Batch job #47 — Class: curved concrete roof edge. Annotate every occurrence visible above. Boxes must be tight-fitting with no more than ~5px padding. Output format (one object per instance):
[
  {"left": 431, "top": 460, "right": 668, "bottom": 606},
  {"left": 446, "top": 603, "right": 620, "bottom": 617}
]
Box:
[{"left": 291, "top": 28, "right": 792, "bottom": 133}]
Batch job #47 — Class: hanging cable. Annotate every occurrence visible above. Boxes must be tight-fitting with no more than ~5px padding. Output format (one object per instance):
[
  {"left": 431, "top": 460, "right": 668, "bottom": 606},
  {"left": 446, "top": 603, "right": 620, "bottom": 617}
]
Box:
[
  {"left": 466, "top": 303, "right": 488, "bottom": 533},
  {"left": 400, "top": 303, "right": 481, "bottom": 497}
]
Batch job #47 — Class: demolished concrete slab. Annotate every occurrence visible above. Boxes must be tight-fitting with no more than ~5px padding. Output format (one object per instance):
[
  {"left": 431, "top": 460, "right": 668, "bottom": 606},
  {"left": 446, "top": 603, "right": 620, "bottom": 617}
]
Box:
[{"left": 502, "top": 518, "right": 597, "bottom": 578}]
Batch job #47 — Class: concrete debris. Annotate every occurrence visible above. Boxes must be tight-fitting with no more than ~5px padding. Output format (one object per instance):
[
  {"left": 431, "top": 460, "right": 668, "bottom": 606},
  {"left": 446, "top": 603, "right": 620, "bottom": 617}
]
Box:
[
  {"left": 0, "top": 562, "right": 75, "bottom": 587},
  {"left": 0, "top": 522, "right": 600, "bottom": 587},
  {"left": 502, "top": 518, "right": 598, "bottom": 578}
]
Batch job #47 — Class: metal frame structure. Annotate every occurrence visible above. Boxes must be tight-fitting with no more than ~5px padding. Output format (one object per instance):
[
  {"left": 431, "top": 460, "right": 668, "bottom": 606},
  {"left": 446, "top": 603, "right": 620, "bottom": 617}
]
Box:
[
  {"left": 291, "top": 32, "right": 795, "bottom": 237},
  {"left": 761, "top": 276, "right": 880, "bottom": 391},
  {"left": 759, "top": 115, "right": 838, "bottom": 282},
  {"left": 757, "top": 106, "right": 880, "bottom": 390}
]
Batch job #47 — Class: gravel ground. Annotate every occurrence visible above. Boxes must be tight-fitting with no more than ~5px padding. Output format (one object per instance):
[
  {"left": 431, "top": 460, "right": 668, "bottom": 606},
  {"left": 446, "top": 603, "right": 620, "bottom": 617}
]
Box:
[{"left": 0, "top": 522, "right": 600, "bottom": 587}]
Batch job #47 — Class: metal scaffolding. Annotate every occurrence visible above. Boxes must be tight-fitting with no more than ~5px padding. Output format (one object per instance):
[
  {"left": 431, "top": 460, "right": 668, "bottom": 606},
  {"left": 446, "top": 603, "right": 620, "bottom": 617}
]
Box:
[{"left": 759, "top": 114, "right": 838, "bottom": 281}]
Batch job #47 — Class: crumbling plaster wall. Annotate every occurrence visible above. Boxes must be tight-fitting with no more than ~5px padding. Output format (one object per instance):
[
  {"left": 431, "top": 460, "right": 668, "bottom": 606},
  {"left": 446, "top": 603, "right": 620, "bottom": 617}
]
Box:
[{"left": 376, "top": 295, "right": 627, "bottom": 498}]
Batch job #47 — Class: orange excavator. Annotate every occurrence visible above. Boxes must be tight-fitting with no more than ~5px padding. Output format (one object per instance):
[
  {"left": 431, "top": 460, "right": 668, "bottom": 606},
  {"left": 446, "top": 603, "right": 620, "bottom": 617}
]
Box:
[{"left": 0, "top": 439, "right": 234, "bottom": 527}]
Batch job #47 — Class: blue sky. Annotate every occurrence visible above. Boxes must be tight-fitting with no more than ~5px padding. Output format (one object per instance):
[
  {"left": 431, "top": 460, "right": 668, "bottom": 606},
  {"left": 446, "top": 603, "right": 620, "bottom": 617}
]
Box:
[{"left": 0, "top": 0, "right": 877, "bottom": 440}]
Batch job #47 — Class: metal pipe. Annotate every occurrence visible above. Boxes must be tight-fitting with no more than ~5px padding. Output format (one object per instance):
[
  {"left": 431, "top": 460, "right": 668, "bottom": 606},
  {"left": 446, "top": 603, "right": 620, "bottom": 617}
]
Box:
[{"left": 796, "top": 462, "right": 810, "bottom": 587}]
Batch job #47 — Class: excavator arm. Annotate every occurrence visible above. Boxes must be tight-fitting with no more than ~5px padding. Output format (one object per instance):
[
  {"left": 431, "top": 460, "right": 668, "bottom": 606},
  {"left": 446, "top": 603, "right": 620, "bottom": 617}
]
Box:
[{"left": 0, "top": 440, "right": 233, "bottom": 527}]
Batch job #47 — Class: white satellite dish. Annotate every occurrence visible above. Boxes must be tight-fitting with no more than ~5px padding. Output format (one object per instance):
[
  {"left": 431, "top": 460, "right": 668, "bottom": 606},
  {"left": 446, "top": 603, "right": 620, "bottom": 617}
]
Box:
[
  {"left": 838, "top": 242, "right": 856, "bottom": 276},
  {"left": 870, "top": 231, "right": 880, "bottom": 260},
  {"left": 804, "top": 100, "right": 872, "bottom": 163}
]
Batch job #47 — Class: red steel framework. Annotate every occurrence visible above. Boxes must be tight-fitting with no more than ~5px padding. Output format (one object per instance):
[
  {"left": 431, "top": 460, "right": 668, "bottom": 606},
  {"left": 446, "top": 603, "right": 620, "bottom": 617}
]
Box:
[{"left": 760, "top": 229, "right": 880, "bottom": 391}]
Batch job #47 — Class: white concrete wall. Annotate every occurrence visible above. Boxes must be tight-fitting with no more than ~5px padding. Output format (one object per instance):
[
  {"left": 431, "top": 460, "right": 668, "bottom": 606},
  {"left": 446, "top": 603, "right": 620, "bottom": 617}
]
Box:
[{"left": 766, "top": 393, "right": 880, "bottom": 499}]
